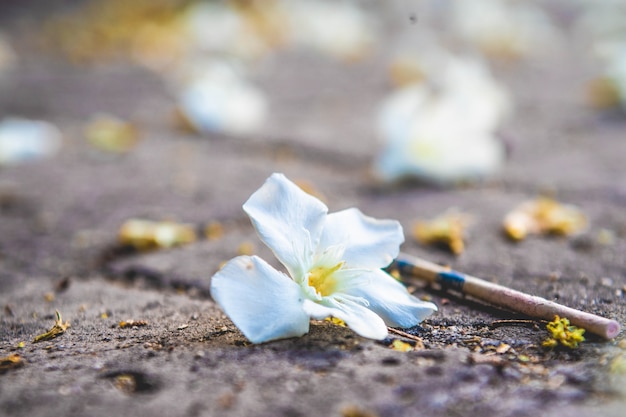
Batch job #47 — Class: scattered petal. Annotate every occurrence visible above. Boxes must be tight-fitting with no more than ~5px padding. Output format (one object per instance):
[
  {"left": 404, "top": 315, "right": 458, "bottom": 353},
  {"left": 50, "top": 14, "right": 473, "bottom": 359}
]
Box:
[
  {"left": 413, "top": 210, "right": 470, "bottom": 255},
  {"left": 503, "top": 197, "right": 587, "bottom": 241},
  {"left": 210, "top": 256, "right": 310, "bottom": 344},
  {"left": 118, "top": 219, "right": 197, "bottom": 250},
  {"left": 0, "top": 118, "right": 62, "bottom": 165}
]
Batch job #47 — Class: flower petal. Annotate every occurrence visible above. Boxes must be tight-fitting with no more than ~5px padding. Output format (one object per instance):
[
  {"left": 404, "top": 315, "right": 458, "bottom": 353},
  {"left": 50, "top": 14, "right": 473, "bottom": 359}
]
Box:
[
  {"left": 302, "top": 298, "right": 388, "bottom": 340},
  {"left": 341, "top": 269, "right": 437, "bottom": 328},
  {"left": 319, "top": 208, "right": 404, "bottom": 269},
  {"left": 210, "top": 255, "right": 310, "bottom": 343},
  {"left": 243, "top": 173, "right": 328, "bottom": 279}
]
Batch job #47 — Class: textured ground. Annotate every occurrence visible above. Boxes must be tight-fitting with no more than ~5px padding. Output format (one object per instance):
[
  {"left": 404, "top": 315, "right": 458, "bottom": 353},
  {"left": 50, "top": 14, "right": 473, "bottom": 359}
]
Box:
[{"left": 1, "top": 2, "right": 626, "bottom": 417}]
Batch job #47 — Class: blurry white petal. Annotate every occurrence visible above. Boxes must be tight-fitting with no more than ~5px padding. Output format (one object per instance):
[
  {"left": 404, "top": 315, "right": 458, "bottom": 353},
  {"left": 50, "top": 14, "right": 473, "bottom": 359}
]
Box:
[
  {"left": 210, "top": 255, "right": 309, "bottom": 343},
  {"left": 0, "top": 118, "right": 62, "bottom": 165},
  {"left": 341, "top": 269, "right": 437, "bottom": 328},
  {"left": 243, "top": 173, "right": 328, "bottom": 279},
  {"left": 319, "top": 208, "right": 404, "bottom": 269},
  {"left": 178, "top": 63, "right": 267, "bottom": 135},
  {"left": 303, "top": 298, "right": 388, "bottom": 340}
]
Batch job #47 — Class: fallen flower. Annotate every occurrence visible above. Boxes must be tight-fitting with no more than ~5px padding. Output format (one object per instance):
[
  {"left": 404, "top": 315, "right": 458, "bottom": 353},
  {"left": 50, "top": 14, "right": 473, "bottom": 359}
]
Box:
[
  {"left": 210, "top": 173, "right": 437, "bottom": 343},
  {"left": 542, "top": 315, "right": 585, "bottom": 349},
  {"left": 375, "top": 56, "right": 509, "bottom": 184},
  {"left": 33, "top": 310, "right": 70, "bottom": 343},
  {"left": 503, "top": 197, "right": 587, "bottom": 241}
]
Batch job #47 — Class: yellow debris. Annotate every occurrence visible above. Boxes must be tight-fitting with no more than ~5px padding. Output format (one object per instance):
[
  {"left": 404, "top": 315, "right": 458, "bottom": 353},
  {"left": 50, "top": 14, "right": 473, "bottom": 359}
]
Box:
[
  {"left": 542, "top": 315, "right": 585, "bottom": 349},
  {"left": 84, "top": 114, "right": 140, "bottom": 153},
  {"left": 0, "top": 353, "right": 24, "bottom": 374},
  {"left": 503, "top": 197, "right": 586, "bottom": 241},
  {"left": 119, "top": 320, "right": 148, "bottom": 329},
  {"left": 388, "top": 56, "right": 425, "bottom": 87},
  {"left": 413, "top": 210, "right": 470, "bottom": 255},
  {"left": 204, "top": 221, "right": 224, "bottom": 241},
  {"left": 391, "top": 339, "right": 414, "bottom": 352},
  {"left": 237, "top": 241, "right": 255, "bottom": 256},
  {"left": 587, "top": 77, "right": 621, "bottom": 109},
  {"left": 118, "top": 218, "right": 197, "bottom": 250}
]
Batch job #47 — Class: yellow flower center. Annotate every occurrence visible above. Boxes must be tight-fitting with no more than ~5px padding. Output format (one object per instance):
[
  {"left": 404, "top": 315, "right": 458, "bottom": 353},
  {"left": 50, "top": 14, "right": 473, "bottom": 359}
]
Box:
[{"left": 307, "top": 263, "right": 343, "bottom": 297}]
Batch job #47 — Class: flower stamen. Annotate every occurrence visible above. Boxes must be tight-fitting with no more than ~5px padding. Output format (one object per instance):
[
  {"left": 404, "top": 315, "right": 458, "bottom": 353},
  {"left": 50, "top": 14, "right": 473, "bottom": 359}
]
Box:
[{"left": 308, "top": 262, "right": 343, "bottom": 297}]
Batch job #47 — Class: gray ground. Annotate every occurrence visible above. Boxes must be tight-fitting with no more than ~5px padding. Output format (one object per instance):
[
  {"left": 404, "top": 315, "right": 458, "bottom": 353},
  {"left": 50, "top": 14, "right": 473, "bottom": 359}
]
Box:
[{"left": 1, "top": 2, "right": 626, "bottom": 417}]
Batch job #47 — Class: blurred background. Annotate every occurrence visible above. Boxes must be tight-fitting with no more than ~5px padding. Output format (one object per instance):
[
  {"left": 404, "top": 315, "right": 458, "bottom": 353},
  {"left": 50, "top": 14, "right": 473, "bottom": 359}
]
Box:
[{"left": 0, "top": 0, "right": 623, "bottom": 184}]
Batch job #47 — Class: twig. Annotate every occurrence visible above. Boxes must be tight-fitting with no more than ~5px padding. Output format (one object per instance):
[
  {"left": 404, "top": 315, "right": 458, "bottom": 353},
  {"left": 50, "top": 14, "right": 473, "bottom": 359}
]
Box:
[
  {"left": 389, "top": 253, "right": 621, "bottom": 340},
  {"left": 387, "top": 327, "right": 424, "bottom": 343}
]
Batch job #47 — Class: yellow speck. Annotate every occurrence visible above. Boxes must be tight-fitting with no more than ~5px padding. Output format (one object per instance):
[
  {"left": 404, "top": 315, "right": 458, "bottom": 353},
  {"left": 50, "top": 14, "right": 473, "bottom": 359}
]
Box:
[
  {"left": 84, "top": 113, "right": 140, "bottom": 153},
  {"left": 204, "top": 221, "right": 224, "bottom": 241},
  {"left": 587, "top": 77, "right": 621, "bottom": 109},
  {"left": 100, "top": 312, "right": 109, "bottom": 319},
  {"left": 391, "top": 339, "right": 414, "bottom": 352},
  {"left": 597, "top": 229, "right": 615, "bottom": 246},
  {"left": 17, "top": 342, "right": 25, "bottom": 349},
  {"left": 325, "top": 317, "right": 346, "bottom": 327},
  {"left": 44, "top": 292, "right": 55, "bottom": 302},
  {"left": 496, "top": 343, "right": 511, "bottom": 354},
  {"left": 388, "top": 56, "right": 425, "bottom": 87},
  {"left": 237, "top": 241, "right": 255, "bottom": 256}
]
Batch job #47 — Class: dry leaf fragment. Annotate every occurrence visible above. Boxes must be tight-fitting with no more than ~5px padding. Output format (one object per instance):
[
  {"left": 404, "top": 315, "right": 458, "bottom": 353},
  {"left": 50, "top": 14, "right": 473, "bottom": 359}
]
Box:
[
  {"left": 0, "top": 353, "right": 24, "bottom": 374},
  {"left": 119, "top": 320, "right": 148, "bottom": 329},
  {"left": 118, "top": 218, "right": 197, "bottom": 250},
  {"left": 503, "top": 197, "right": 586, "bottom": 241},
  {"left": 33, "top": 311, "right": 70, "bottom": 343},
  {"left": 413, "top": 210, "right": 470, "bottom": 255}
]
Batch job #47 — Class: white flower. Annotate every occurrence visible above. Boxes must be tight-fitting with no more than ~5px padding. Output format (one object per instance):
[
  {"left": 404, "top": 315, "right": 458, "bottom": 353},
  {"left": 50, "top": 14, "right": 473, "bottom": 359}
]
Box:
[
  {"left": 177, "top": 62, "right": 268, "bottom": 136},
  {"left": 210, "top": 173, "right": 437, "bottom": 343},
  {"left": 375, "top": 56, "right": 509, "bottom": 184}
]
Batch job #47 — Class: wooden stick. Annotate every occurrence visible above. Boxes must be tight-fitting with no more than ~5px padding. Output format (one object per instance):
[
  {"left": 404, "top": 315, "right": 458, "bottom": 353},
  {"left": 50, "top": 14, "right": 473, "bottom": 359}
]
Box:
[{"left": 391, "top": 253, "right": 621, "bottom": 340}]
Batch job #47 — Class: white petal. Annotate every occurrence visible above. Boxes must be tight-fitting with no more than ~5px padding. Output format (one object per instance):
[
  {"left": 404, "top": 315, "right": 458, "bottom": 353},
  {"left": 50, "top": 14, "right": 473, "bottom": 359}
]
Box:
[
  {"left": 243, "top": 173, "right": 328, "bottom": 279},
  {"left": 319, "top": 208, "right": 404, "bottom": 269},
  {"left": 341, "top": 269, "right": 437, "bottom": 328},
  {"left": 210, "top": 255, "right": 310, "bottom": 343},
  {"left": 302, "top": 298, "right": 388, "bottom": 340}
]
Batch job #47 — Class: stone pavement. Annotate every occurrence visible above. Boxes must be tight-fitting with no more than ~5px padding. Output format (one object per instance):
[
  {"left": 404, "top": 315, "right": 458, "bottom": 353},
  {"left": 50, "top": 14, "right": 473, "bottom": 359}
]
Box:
[{"left": 1, "top": 2, "right": 626, "bottom": 417}]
